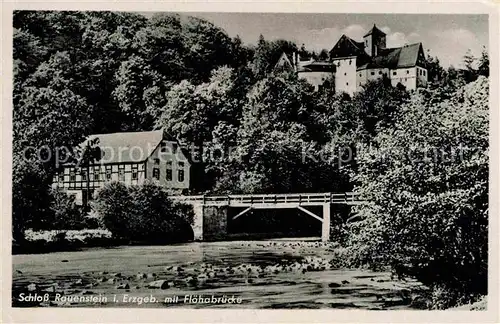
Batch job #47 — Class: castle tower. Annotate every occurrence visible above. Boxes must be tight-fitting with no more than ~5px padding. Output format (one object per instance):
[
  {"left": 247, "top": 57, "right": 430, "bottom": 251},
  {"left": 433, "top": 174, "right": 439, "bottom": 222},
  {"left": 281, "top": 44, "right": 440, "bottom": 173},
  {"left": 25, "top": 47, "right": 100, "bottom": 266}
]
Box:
[{"left": 363, "top": 24, "right": 386, "bottom": 57}]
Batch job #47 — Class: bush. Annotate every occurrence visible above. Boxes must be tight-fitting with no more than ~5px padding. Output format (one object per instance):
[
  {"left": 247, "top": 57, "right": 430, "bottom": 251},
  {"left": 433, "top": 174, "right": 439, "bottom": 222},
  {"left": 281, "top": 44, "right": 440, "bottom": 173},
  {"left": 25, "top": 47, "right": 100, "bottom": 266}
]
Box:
[
  {"left": 93, "top": 181, "right": 194, "bottom": 243},
  {"left": 49, "top": 188, "right": 86, "bottom": 230},
  {"left": 344, "top": 77, "right": 488, "bottom": 307},
  {"left": 14, "top": 229, "right": 118, "bottom": 254}
]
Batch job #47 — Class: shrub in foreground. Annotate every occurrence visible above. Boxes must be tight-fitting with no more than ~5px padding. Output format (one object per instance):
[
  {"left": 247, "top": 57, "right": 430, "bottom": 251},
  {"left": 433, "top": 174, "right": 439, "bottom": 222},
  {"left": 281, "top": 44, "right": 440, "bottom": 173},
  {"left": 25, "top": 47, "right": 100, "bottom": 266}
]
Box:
[{"left": 93, "top": 181, "right": 194, "bottom": 243}]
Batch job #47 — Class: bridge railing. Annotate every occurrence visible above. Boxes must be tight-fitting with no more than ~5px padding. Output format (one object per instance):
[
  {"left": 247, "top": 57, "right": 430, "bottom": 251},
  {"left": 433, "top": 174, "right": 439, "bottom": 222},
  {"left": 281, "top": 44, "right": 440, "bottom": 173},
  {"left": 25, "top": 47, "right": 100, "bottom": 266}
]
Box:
[{"left": 170, "top": 192, "right": 361, "bottom": 205}]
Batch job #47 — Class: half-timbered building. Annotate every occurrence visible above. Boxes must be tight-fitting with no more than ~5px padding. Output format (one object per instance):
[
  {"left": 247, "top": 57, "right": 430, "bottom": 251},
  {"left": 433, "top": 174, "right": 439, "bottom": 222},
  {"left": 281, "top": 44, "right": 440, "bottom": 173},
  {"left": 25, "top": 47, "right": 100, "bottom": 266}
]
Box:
[{"left": 52, "top": 129, "right": 191, "bottom": 205}]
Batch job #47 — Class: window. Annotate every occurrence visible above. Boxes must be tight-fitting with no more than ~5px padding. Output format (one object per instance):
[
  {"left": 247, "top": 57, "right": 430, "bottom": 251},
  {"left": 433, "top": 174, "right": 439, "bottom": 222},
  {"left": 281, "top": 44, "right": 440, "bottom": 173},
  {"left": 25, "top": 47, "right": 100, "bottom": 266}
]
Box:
[
  {"left": 370, "top": 71, "right": 375, "bottom": 76},
  {"left": 359, "top": 73, "right": 362, "bottom": 77},
  {"left": 393, "top": 71, "right": 397, "bottom": 76},
  {"left": 378, "top": 71, "right": 382, "bottom": 75},
  {"left": 153, "top": 168, "right": 160, "bottom": 180},
  {"left": 404, "top": 78, "right": 407, "bottom": 82},
  {"left": 178, "top": 161, "right": 185, "bottom": 168},
  {"left": 70, "top": 169, "right": 76, "bottom": 182},
  {"left": 406, "top": 70, "right": 410, "bottom": 74},
  {"left": 178, "top": 169, "right": 185, "bottom": 182},
  {"left": 423, "top": 70, "right": 426, "bottom": 76},
  {"left": 166, "top": 169, "right": 172, "bottom": 181},
  {"left": 81, "top": 169, "right": 87, "bottom": 181},
  {"left": 105, "top": 166, "right": 112, "bottom": 180},
  {"left": 132, "top": 165, "right": 138, "bottom": 180},
  {"left": 359, "top": 82, "right": 362, "bottom": 86},
  {"left": 160, "top": 142, "right": 167, "bottom": 153},
  {"left": 344, "top": 72, "right": 347, "bottom": 76},
  {"left": 349, "top": 60, "right": 352, "bottom": 65},
  {"left": 93, "top": 166, "right": 100, "bottom": 179},
  {"left": 154, "top": 158, "right": 160, "bottom": 165},
  {"left": 118, "top": 165, "right": 125, "bottom": 181},
  {"left": 58, "top": 172, "right": 64, "bottom": 182},
  {"left": 346, "top": 82, "right": 349, "bottom": 86}
]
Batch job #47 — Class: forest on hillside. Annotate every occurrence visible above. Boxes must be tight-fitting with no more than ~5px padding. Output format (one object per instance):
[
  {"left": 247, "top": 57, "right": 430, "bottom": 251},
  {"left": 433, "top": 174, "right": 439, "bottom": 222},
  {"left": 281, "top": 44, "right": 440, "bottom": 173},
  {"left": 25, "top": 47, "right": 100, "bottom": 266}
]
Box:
[{"left": 13, "top": 11, "right": 489, "bottom": 308}]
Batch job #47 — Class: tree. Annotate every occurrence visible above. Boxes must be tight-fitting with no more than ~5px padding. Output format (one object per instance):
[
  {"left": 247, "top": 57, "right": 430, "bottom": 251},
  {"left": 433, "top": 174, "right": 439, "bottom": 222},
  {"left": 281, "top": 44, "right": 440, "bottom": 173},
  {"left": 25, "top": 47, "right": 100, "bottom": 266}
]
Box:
[
  {"left": 73, "top": 137, "right": 102, "bottom": 208},
  {"left": 478, "top": 46, "right": 489, "bottom": 77},
  {"left": 318, "top": 49, "right": 329, "bottom": 61},
  {"left": 156, "top": 66, "right": 244, "bottom": 191},
  {"left": 112, "top": 55, "right": 166, "bottom": 131},
  {"left": 345, "top": 76, "right": 489, "bottom": 308},
  {"left": 425, "top": 50, "right": 445, "bottom": 83},
  {"left": 462, "top": 49, "right": 475, "bottom": 71}
]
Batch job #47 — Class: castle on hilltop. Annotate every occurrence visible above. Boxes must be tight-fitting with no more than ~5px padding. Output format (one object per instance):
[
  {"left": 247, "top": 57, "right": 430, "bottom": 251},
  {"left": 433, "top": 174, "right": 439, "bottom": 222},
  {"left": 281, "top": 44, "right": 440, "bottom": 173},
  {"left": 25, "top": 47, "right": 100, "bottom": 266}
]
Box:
[{"left": 274, "top": 24, "right": 428, "bottom": 94}]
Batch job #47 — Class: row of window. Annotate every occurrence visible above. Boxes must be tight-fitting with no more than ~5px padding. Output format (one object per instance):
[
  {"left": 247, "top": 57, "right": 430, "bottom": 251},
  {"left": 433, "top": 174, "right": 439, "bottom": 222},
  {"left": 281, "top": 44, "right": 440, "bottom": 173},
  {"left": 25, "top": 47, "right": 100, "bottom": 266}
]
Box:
[
  {"left": 64, "top": 165, "right": 140, "bottom": 182},
  {"left": 153, "top": 159, "right": 185, "bottom": 168},
  {"left": 152, "top": 165, "right": 185, "bottom": 182},
  {"left": 356, "top": 68, "right": 426, "bottom": 78},
  {"left": 359, "top": 77, "right": 413, "bottom": 86},
  {"left": 393, "top": 69, "right": 410, "bottom": 76},
  {"left": 335, "top": 59, "right": 353, "bottom": 67},
  {"left": 61, "top": 163, "right": 144, "bottom": 174}
]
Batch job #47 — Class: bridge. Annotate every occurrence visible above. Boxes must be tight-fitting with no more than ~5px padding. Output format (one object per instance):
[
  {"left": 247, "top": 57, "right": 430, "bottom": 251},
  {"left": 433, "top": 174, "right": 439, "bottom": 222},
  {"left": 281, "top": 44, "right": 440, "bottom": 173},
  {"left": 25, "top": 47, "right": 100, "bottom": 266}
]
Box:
[{"left": 171, "top": 192, "right": 362, "bottom": 242}]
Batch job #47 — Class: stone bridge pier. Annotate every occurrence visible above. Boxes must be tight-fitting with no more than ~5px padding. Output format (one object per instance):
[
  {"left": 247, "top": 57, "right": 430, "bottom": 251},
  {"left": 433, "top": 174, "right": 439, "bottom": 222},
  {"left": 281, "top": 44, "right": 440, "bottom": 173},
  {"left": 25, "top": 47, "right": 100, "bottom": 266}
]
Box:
[{"left": 191, "top": 204, "right": 229, "bottom": 241}]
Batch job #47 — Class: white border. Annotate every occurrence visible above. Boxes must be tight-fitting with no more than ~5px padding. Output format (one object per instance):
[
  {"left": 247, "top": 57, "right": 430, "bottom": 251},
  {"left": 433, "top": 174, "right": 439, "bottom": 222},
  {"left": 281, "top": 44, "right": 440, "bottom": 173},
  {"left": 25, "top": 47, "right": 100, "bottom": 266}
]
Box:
[{"left": 1, "top": 1, "right": 499, "bottom": 323}]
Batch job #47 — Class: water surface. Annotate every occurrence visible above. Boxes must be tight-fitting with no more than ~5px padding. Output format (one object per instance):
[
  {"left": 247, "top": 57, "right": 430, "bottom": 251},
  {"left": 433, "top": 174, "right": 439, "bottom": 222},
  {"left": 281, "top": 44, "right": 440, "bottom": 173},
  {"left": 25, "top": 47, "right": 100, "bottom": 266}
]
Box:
[{"left": 12, "top": 239, "right": 427, "bottom": 309}]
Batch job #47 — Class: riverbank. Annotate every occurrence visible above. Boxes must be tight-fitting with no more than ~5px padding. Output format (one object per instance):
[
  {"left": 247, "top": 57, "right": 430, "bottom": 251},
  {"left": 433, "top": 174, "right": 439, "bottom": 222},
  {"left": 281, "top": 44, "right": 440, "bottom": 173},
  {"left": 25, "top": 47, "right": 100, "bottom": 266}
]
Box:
[{"left": 12, "top": 240, "right": 430, "bottom": 309}]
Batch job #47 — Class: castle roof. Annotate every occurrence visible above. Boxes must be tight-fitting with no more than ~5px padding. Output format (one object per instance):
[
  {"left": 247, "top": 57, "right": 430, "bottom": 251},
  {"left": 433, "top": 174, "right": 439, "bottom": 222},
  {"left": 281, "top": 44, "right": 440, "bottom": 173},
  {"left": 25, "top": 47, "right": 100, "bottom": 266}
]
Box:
[
  {"left": 356, "top": 61, "right": 384, "bottom": 71},
  {"left": 374, "top": 42, "right": 424, "bottom": 69},
  {"left": 352, "top": 42, "right": 425, "bottom": 71},
  {"left": 329, "top": 34, "right": 370, "bottom": 61},
  {"left": 364, "top": 24, "right": 386, "bottom": 37},
  {"left": 298, "top": 61, "right": 336, "bottom": 73}
]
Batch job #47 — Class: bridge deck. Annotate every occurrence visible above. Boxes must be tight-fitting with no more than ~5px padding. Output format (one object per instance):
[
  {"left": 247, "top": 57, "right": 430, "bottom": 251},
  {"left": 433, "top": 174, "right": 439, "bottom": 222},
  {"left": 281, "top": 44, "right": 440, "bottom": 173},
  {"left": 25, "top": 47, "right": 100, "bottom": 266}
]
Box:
[{"left": 171, "top": 192, "right": 362, "bottom": 206}]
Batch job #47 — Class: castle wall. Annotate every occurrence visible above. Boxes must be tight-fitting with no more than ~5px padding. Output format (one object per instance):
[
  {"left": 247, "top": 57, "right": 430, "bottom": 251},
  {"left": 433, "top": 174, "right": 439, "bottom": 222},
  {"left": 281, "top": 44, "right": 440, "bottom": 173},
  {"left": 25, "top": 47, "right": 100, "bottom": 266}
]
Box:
[
  {"left": 357, "top": 68, "right": 389, "bottom": 88},
  {"left": 390, "top": 67, "right": 418, "bottom": 90},
  {"left": 332, "top": 57, "right": 357, "bottom": 95},
  {"left": 416, "top": 66, "right": 428, "bottom": 87},
  {"left": 298, "top": 71, "right": 335, "bottom": 91}
]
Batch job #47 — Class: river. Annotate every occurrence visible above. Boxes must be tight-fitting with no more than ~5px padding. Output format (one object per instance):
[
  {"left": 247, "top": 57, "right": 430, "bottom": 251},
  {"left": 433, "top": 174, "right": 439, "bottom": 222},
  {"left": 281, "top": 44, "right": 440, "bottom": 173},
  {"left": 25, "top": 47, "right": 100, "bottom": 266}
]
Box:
[{"left": 12, "top": 239, "right": 428, "bottom": 309}]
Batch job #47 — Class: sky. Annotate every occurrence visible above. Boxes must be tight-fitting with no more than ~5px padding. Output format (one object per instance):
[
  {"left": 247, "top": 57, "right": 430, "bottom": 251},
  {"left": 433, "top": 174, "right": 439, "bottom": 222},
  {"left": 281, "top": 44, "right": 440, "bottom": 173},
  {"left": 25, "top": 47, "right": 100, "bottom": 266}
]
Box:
[{"left": 179, "top": 13, "right": 489, "bottom": 68}]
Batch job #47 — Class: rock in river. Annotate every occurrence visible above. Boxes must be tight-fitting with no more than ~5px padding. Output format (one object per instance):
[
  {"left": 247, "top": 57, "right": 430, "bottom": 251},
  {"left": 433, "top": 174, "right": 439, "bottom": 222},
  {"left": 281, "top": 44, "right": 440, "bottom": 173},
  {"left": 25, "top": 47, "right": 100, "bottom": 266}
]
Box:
[
  {"left": 116, "top": 283, "right": 130, "bottom": 289},
  {"left": 148, "top": 280, "right": 172, "bottom": 289},
  {"left": 328, "top": 282, "right": 341, "bottom": 288},
  {"left": 27, "top": 283, "right": 37, "bottom": 291}
]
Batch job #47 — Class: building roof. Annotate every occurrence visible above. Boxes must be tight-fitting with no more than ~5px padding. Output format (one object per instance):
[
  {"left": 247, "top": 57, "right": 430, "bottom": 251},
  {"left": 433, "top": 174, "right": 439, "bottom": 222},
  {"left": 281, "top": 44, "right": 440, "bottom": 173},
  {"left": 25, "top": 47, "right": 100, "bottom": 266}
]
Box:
[
  {"left": 364, "top": 24, "right": 386, "bottom": 37},
  {"left": 330, "top": 35, "right": 363, "bottom": 57},
  {"left": 273, "top": 52, "right": 294, "bottom": 72},
  {"left": 356, "top": 61, "right": 384, "bottom": 71},
  {"left": 373, "top": 43, "right": 424, "bottom": 69},
  {"left": 81, "top": 129, "right": 165, "bottom": 164},
  {"left": 298, "top": 61, "right": 336, "bottom": 72}
]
